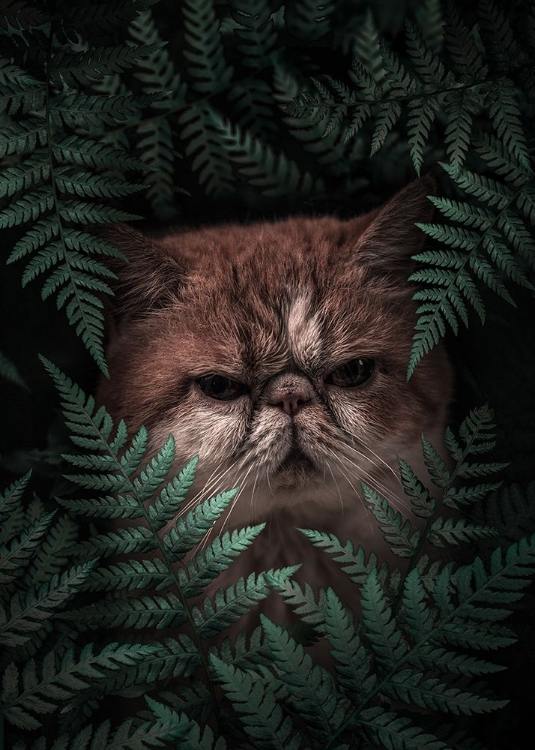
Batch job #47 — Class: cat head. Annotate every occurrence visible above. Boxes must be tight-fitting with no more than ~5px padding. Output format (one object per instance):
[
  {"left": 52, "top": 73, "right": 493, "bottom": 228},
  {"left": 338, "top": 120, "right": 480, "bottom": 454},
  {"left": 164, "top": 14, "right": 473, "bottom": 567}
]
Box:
[{"left": 98, "top": 178, "right": 452, "bottom": 521}]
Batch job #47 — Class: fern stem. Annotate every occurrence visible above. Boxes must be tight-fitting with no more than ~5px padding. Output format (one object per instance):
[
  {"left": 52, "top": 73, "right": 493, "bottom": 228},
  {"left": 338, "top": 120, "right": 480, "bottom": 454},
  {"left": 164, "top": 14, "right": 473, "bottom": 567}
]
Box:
[{"left": 299, "top": 59, "right": 535, "bottom": 110}]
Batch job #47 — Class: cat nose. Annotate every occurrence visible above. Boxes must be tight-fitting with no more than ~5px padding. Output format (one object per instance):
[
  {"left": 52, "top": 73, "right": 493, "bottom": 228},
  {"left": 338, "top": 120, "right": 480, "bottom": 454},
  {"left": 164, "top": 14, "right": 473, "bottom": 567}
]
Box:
[{"left": 266, "top": 374, "right": 314, "bottom": 417}]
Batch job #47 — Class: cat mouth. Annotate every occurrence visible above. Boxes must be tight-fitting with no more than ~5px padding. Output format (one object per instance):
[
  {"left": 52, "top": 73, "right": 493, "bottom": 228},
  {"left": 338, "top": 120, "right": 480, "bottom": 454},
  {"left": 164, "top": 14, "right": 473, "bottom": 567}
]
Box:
[{"left": 277, "top": 444, "right": 316, "bottom": 484}]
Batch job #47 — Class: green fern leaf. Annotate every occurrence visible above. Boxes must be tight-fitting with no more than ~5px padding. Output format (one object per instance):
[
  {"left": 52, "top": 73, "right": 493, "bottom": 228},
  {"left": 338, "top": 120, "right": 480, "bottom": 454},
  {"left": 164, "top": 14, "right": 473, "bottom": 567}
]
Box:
[
  {"left": 210, "top": 655, "right": 304, "bottom": 750},
  {"left": 0, "top": 118, "right": 47, "bottom": 157},
  {"left": 182, "top": 0, "right": 233, "bottom": 94},
  {"left": 298, "top": 528, "right": 386, "bottom": 584},
  {"left": 0, "top": 187, "right": 54, "bottom": 228},
  {"left": 180, "top": 525, "right": 266, "bottom": 597},
  {"left": 361, "top": 483, "right": 420, "bottom": 557},
  {"left": 22, "top": 514, "right": 78, "bottom": 588},
  {"left": 162, "top": 488, "right": 238, "bottom": 562},
  {"left": 361, "top": 568, "right": 408, "bottom": 668},
  {"left": 355, "top": 707, "right": 446, "bottom": 750},
  {"left": 428, "top": 516, "right": 497, "bottom": 547},
  {"left": 2, "top": 642, "right": 162, "bottom": 730},
  {"left": 398, "top": 459, "right": 435, "bottom": 517},
  {"left": 0, "top": 561, "right": 96, "bottom": 649},
  {"left": 385, "top": 668, "right": 507, "bottom": 714},
  {"left": 195, "top": 567, "right": 299, "bottom": 638},
  {"left": 267, "top": 578, "right": 326, "bottom": 630},
  {"left": 56, "top": 495, "right": 143, "bottom": 519},
  {"left": 84, "top": 559, "right": 172, "bottom": 593},
  {"left": 53, "top": 135, "right": 147, "bottom": 172},
  {"left": 54, "top": 170, "right": 145, "bottom": 198},
  {"left": 229, "top": 0, "right": 278, "bottom": 68},
  {"left": 75, "top": 526, "right": 157, "bottom": 558},
  {"left": 68, "top": 593, "right": 187, "bottom": 630},
  {"left": 487, "top": 79, "right": 530, "bottom": 170},
  {"left": 218, "top": 115, "right": 324, "bottom": 197},
  {"left": 323, "top": 587, "right": 376, "bottom": 702},
  {"left": 0, "top": 473, "right": 32, "bottom": 524},
  {"left": 260, "top": 614, "right": 351, "bottom": 737},
  {"left": 179, "top": 103, "right": 234, "bottom": 196},
  {"left": 149, "top": 455, "right": 199, "bottom": 529},
  {"left": 0, "top": 512, "right": 56, "bottom": 586}
]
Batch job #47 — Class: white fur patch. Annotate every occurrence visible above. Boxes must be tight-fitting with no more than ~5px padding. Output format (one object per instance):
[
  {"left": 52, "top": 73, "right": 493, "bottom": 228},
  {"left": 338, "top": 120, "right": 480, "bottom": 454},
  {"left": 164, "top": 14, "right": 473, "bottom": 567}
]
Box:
[{"left": 286, "top": 294, "right": 322, "bottom": 368}]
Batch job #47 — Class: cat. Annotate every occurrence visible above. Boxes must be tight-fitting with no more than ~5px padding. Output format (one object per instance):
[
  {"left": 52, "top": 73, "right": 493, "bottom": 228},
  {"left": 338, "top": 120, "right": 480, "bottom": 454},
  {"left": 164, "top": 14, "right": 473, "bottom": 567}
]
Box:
[{"left": 97, "top": 176, "right": 452, "bottom": 615}]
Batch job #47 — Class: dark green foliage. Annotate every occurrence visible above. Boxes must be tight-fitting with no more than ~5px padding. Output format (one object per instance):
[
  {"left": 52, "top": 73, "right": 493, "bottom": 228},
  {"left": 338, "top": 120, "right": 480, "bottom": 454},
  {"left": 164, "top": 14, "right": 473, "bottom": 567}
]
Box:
[{"left": 2, "top": 2, "right": 535, "bottom": 749}]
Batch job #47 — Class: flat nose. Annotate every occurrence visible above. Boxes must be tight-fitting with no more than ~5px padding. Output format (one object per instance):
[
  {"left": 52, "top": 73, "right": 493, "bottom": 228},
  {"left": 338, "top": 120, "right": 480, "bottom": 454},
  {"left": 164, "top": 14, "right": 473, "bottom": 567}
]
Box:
[{"left": 266, "top": 373, "right": 314, "bottom": 417}]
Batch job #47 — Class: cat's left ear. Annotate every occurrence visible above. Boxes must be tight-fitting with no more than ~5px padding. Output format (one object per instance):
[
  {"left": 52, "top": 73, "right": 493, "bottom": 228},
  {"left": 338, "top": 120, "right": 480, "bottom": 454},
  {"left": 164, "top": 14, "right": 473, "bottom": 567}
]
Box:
[{"left": 353, "top": 175, "right": 436, "bottom": 267}]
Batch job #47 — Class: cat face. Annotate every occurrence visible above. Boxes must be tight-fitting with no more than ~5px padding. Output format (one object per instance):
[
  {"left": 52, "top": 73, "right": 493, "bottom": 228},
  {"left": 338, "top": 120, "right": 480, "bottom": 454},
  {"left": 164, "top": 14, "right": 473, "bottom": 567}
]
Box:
[{"left": 98, "top": 179, "right": 452, "bottom": 521}]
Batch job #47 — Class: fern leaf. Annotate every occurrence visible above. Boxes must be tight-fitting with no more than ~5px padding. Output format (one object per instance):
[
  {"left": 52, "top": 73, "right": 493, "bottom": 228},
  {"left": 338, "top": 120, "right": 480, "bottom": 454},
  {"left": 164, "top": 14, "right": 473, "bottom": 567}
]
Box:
[
  {"left": 53, "top": 134, "right": 146, "bottom": 172},
  {"left": 398, "top": 459, "right": 435, "bottom": 517},
  {"left": 162, "top": 489, "right": 238, "bottom": 561},
  {"left": 181, "top": 525, "right": 266, "bottom": 597},
  {"left": 361, "top": 483, "right": 420, "bottom": 557},
  {"left": 2, "top": 642, "right": 162, "bottom": 729},
  {"left": 0, "top": 512, "right": 56, "bottom": 585},
  {"left": 56, "top": 495, "right": 143, "bottom": 519},
  {"left": 22, "top": 513, "right": 77, "bottom": 590},
  {"left": 260, "top": 614, "right": 350, "bottom": 737},
  {"left": 355, "top": 707, "right": 446, "bottom": 750},
  {"left": 487, "top": 79, "right": 530, "bottom": 170},
  {"left": 0, "top": 118, "right": 47, "bottom": 157},
  {"left": 218, "top": 115, "right": 324, "bottom": 197},
  {"left": 67, "top": 593, "right": 187, "bottom": 630},
  {"left": 195, "top": 567, "right": 299, "bottom": 638},
  {"left": 385, "top": 669, "right": 507, "bottom": 714},
  {"left": 210, "top": 655, "right": 304, "bottom": 750},
  {"left": 361, "top": 568, "right": 408, "bottom": 668},
  {"left": 182, "top": 0, "right": 233, "bottom": 94},
  {"left": 0, "top": 473, "right": 32, "bottom": 524},
  {"left": 229, "top": 0, "right": 277, "bottom": 68},
  {"left": 428, "top": 517, "right": 497, "bottom": 547},
  {"left": 267, "top": 578, "right": 326, "bottom": 630},
  {"left": 149, "top": 455, "right": 199, "bottom": 529},
  {"left": 84, "top": 559, "right": 172, "bottom": 593},
  {"left": 0, "top": 561, "right": 96, "bottom": 649},
  {"left": 323, "top": 588, "right": 376, "bottom": 702},
  {"left": 298, "top": 528, "right": 385, "bottom": 584},
  {"left": 75, "top": 526, "right": 157, "bottom": 558},
  {"left": 179, "top": 104, "right": 234, "bottom": 196}
]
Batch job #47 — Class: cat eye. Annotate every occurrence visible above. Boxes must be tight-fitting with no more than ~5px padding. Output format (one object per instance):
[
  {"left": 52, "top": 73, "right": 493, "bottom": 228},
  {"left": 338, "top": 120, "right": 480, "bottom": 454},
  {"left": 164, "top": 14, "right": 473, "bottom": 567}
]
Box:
[
  {"left": 325, "top": 358, "right": 375, "bottom": 388},
  {"left": 196, "top": 374, "right": 249, "bottom": 401}
]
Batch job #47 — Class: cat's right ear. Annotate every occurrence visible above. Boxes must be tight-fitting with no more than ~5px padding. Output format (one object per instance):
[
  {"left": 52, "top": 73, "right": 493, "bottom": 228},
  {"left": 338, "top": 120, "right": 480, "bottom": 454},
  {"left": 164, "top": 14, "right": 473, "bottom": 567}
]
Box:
[{"left": 94, "top": 223, "right": 187, "bottom": 323}]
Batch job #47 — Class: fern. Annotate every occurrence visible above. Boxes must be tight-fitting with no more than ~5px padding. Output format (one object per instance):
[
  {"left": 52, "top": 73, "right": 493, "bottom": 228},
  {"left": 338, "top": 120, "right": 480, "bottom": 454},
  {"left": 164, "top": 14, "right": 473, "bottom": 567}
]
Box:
[
  {"left": 253, "top": 406, "right": 530, "bottom": 749},
  {"left": 0, "top": 4, "right": 155, "bottom": 374},
  {"left": 41, "top": 357, "right": 297, "bottom": 731},
  {"left": 408, "top": 138, "right": 535, "bottom": 375}
]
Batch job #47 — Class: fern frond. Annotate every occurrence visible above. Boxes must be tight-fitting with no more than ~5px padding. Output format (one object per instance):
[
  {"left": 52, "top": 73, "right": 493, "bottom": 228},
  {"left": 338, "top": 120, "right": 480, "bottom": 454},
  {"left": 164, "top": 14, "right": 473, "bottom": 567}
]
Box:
[
  {"left": 298, "top": 528, "right": 387, "bottom": 585},
  {"left": 84, "top": 559, "right": 172, "bottom": 593},
  {"left": 67, "top": 593, "right": 188, "bottom": 630},
  {"left": 2, "top": 642, "right": 162, "bottom": 730},
  {"left": 323, "top": 588, "right": 376, "bottom": 702},
  {"left": 180, "top": 525, "right": 266, "bottom": 597},
  {"left": 260, "top": 614, "right": 351, "bottom": 737},
  {"left": 0, "top": 561, "right": 96, "bottom": 650},
  {"left": 182, "top": 0, "right": 233, "bottom": 94},
  {"left": 195, "top": 568, "right": 299, "bottom": 639},
  {"left": 217, "top": 115, "right": 324, "bottom": 197},
  {"left": 362, "top": 483, "right": 421, "bottom": 557},
  {"left": 210, "top": 655, "right": 304, "bottom": 750},
  {"left": 0, "top": 512, "right": 55, "bottom": 586},
  {"left": 179, "top": 103, "right": 234, "bottom": 196}
]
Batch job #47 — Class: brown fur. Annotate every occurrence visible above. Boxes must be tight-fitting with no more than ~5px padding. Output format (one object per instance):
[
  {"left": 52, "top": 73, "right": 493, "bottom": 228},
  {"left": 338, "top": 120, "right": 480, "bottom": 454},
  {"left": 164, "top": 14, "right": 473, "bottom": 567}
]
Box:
[{"left": 98, "top": 178, "right": 452, "bottom": 616}]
